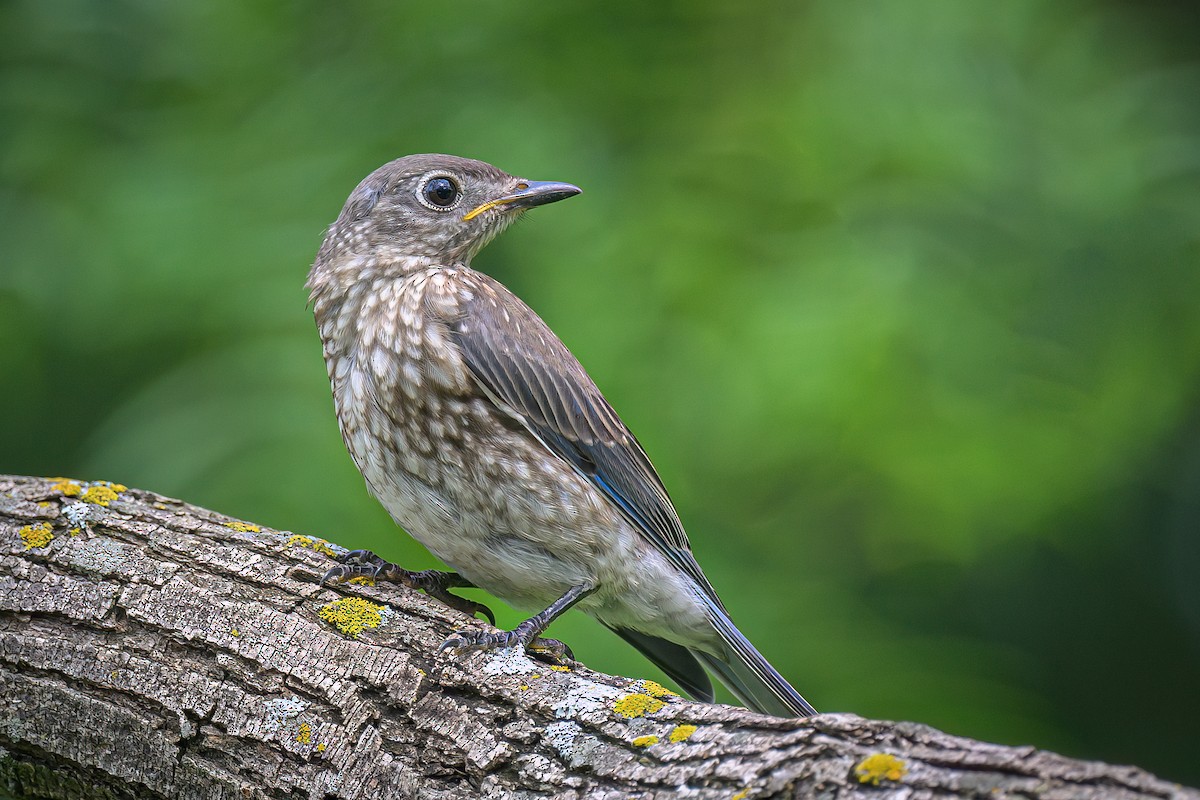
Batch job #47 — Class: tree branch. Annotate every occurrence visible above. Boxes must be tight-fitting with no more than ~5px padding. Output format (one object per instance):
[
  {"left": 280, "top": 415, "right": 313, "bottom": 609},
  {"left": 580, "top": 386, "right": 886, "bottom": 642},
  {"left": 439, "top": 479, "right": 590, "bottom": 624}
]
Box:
[{"left": 0, "top": 475, "right": 1193, "bottom": 799}]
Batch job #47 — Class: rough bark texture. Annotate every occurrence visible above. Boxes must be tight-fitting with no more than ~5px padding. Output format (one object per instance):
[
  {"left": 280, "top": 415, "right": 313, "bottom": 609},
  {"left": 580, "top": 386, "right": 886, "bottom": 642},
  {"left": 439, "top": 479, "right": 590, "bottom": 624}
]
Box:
[{"left": 0, "top": 474, "right": 1194, "bottom": 800}]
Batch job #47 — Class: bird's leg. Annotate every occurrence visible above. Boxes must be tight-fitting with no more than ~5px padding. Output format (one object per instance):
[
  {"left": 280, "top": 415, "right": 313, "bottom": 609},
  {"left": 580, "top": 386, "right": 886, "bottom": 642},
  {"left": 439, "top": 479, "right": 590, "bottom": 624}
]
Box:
[
  {"left": 439, "top": 583, "right": 595, "bottom": 661},
  {"left": 321, "top": 549, "right": 495, "bottom": 624}
]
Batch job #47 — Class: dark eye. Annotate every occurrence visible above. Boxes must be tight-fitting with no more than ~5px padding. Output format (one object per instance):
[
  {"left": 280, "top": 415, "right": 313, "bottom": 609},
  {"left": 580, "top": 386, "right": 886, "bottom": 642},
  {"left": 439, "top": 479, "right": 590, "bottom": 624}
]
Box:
[{"left": 419, "top": 176, "right": 460, "bottom": 210}]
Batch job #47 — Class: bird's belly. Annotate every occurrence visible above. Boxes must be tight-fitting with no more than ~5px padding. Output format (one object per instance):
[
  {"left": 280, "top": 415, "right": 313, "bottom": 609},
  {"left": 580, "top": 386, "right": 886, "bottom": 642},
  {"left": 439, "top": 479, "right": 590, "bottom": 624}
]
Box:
[{"left": 357, "top": 434, "right": 713, "bottom": 647}]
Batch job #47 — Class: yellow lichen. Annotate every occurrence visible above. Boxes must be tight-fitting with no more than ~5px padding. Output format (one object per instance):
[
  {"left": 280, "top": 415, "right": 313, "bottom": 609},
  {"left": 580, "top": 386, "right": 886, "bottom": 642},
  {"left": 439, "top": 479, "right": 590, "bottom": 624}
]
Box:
[
  {"left": 855, "top": 753, "right": 908, "bottom": 785},
  {"left": 80, "top": 485, "right": 119, "bottom": 506},
  {"left": 225, "top": 521, "right": 261, "bottom": 533},
  {"left": 296, "top": 722, "right": 312, "bottom": 745},
  {"left": 109, "top": 483, "right": 127, "bottom": 492},
  {"left": 549, "top": 664, "right": 570, "bottom": 672},
  {"left": 69, "top": 528, "right": 81, "bottom": 536},
  {"left": 519, "top": 684, "right": 530, "bottom": 691},
  {"left": 732, "top": 790, "right": 750, "bottom": 800},
  {"left": 613, "top": 693, "right": 665, "bottom": 718},
  {"left": 230, "top": 628, "right": 240, "bottom": 637},
  {"left": 286, "top": 534, "right": 337, "bottom": 557},
  {"left": 631, "top": 735, "right": 658, "bottom": 747},
  {"left": 316, "top": 742, "right": 327, "bottom": 753},
  {"left": 640, "top": 679, "right": 678, "bottom": 699},
  {"left": 36, "top": 501, "right": 50, "bottom": 508},
  {"left": 19, "top": 522, "right": 54, "bottom": 550},
  {"left": 668, "top": 724, "right": 697, "bottom": 743},
  {"left": 347, "top": 575, "right": 376, "bottom": 586},
  {"left": 49, "top": 478, "right": 82, "bottom": 496},
  {"left": 318, "top": 596, "right": 385, "bottom": 637}
]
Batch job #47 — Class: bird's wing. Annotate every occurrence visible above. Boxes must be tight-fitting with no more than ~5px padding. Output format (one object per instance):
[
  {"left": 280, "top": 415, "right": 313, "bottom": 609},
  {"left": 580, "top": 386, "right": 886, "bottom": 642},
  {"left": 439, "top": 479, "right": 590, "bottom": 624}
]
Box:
[
  {"left": 445, "top": 272, "right": 725, "bottom": 610},
  {"left": 603, "top": 624, "right": 714, "bottom": 703}
]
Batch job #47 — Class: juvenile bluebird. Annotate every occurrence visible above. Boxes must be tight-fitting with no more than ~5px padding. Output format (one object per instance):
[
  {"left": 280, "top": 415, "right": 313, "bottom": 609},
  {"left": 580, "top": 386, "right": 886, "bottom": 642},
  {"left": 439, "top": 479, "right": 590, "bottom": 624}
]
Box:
[{"left": 308, "top": 154, "right": 816, "bottom": 717}]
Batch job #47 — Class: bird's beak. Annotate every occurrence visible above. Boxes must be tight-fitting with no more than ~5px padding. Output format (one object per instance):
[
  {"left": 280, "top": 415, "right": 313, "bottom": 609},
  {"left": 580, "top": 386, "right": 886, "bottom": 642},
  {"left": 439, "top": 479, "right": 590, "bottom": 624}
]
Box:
[{"left": 462, "top": 180, "right": 582, "bottom": 221}]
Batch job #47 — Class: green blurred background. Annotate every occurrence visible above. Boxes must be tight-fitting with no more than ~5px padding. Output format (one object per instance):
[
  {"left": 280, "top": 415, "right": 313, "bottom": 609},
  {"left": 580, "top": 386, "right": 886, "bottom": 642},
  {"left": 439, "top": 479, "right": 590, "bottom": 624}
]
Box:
[{"left": 2, "top": 0, "right": 1198, "bottom": 785}]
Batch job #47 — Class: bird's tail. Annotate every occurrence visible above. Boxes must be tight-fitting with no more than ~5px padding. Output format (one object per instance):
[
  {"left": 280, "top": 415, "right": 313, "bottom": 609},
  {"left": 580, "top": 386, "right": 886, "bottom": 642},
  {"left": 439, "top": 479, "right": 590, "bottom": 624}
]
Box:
[{"left": 695, "top": 600, "right": 818, "bottom": 718}]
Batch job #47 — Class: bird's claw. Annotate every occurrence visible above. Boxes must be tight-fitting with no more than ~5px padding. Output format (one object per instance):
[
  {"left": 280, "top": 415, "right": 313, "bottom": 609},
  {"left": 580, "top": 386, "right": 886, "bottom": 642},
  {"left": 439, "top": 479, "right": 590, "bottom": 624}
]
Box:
[
  {"left": 438, "top": 628, "right": 573, "bottom": 663},
  {"left": 438, "top": 627, "right": 517, "bottom": 654},
  {"left": 318, "top": 550, "right": 496, "bottom": 623},
  {"left": 321, "top": 549, "right": 389, "bottom": 585},
  {"left": 435, "top": 594, "right": 497, "bottom": 626},
  {"left": 528, "top": 637, "right": 574, "bottom": 662}
]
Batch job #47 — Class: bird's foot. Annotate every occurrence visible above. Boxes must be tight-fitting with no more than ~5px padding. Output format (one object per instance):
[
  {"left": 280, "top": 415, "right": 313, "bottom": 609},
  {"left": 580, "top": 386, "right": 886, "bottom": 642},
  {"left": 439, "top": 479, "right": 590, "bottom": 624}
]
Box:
[
  {"left": 321, "top": 549, "right": 495, "bottom": 624},
  {"left": 438, "top": 622, "right": 574, "bottom": 662}
]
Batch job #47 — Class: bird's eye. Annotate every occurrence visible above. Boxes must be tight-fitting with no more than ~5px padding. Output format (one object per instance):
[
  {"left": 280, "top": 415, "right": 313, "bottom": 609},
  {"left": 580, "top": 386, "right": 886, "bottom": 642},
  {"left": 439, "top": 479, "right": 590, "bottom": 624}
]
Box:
[{"left": 418, "top": 175, "right": 461, "bottom": 211}]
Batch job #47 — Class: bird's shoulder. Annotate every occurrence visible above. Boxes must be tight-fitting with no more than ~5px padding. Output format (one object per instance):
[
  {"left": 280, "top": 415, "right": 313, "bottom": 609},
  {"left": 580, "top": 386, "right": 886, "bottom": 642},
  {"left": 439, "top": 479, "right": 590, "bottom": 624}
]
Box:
[{"left": 419, "top": 268, "right": 548, "bottom": 334}]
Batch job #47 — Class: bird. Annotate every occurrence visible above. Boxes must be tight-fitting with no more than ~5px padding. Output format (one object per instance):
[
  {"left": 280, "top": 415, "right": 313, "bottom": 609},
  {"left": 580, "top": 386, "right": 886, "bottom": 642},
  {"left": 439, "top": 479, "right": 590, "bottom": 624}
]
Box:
[{"left": 306, "top": 154, "right": 817, "bottom": 717}]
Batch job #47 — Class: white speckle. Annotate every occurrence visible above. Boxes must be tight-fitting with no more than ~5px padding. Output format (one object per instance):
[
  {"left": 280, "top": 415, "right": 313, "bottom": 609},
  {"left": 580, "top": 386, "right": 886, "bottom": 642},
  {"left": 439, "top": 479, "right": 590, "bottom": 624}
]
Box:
[
  {"left": 553, "top": 681, "right": 622, "bottom": 718},
  {"left": 542, "top": 721, "right": 606, "bottom": 768},
  {"left": 482, "top": 649, "right": 538, "bottom": 676},
  {"left": 262, "top": 697, "right": 308, "bottom": 732},
  {"left": 62, "top": 502, "right": 91, "bottom": 528}
]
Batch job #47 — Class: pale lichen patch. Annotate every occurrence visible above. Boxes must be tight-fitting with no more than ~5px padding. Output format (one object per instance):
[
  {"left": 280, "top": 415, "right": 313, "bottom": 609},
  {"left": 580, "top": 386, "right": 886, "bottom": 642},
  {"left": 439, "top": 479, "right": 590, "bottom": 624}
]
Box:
[
  {"left": 553, "top": 681, "right": 621, "bottom": 718},
  {"left": 481, "top": 648, "right": 537, "bottom": 677},
  {"left": 62, "top": 502, "right": 91, "bottom": 530},
  {"left": 262, "top": 697, "right": 308, "bottom": 734},
  {"left": 542, "top": 721, "right": 605, "bottom": 769}
]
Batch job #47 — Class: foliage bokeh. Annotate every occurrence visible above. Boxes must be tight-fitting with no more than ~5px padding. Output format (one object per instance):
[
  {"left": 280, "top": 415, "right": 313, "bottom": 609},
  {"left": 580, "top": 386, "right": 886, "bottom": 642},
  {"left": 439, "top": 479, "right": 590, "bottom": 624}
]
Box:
[{"left": 2, "top": 0, "right": 1198, "bottom": 785}]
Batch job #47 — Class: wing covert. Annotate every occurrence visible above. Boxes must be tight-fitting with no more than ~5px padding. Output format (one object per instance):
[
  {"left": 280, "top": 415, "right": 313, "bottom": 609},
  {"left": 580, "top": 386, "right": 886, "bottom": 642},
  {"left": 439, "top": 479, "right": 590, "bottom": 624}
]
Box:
[{"left": 444, "top": 271, "right": 722, "bottom": 605}]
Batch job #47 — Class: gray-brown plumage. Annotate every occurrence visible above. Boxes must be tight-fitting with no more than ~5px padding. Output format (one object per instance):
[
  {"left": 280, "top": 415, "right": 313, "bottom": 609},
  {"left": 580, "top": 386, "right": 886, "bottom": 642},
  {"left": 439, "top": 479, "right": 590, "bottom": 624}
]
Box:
[{"left": 307, "top": 154, "right": 816, "bottom": 717}]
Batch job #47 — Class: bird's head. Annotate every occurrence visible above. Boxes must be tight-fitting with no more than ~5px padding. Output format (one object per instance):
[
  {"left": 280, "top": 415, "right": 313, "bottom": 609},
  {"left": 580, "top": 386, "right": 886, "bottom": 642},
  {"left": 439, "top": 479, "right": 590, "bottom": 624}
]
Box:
[{"left": 308, "top": 154, "right": 581, "bottom": 292}]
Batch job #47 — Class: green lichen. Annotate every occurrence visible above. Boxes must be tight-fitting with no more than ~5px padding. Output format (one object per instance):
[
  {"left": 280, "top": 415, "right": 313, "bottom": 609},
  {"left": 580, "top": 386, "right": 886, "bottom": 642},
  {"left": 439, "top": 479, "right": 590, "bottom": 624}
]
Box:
[
  {"left": 318, "top": 596, "right": 385, "bottom": 637},
  {"left": 48, "top": 478, "right": 82, "bottom": 496},
  {"left": 286, "top": 534, "right": 337, "bottom": 557},
  {"left": 80, "top": 485, "right": 119, "bottom": 506},
  {"left": 640, "top": 679, "right": 678, "bottom": 698},
  {"left": 854, "top": 753, "right": 908, "bottom": 785},
  {"left": 19, "top": 522, "right": 53, "bottom": 550},
  {"left": 668, "top": 724, "right": 697, "bottom": 743},
  {"left": 613, "top": 693, "right": 665, "bottom": 718}
]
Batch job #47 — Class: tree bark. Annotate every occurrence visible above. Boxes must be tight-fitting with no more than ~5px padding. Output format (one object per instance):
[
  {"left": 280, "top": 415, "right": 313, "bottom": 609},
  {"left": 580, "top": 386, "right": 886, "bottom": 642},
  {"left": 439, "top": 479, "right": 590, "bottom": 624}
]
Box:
[{"left": 0, "top": 474, "right": 1193, "bottom": 800}]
